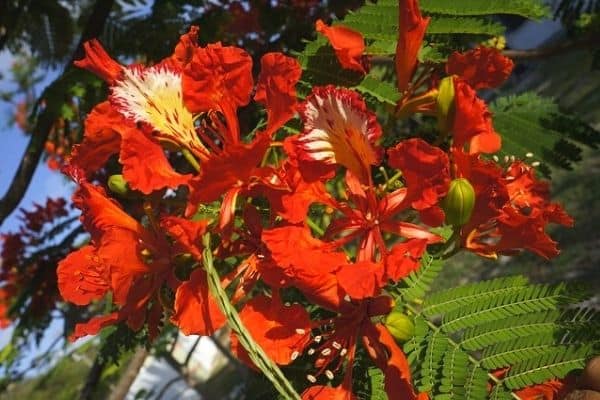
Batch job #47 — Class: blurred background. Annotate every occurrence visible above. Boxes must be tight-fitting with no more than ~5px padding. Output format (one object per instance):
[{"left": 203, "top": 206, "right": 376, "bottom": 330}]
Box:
[{"left": 0, "top": 1, "right": 598, "bottom": 399}]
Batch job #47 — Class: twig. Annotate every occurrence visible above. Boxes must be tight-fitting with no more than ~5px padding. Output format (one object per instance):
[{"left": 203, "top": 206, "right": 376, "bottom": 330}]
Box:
[
  {"left": 0, "top": 0, "right": 116, "bottom": 228},
  {"left": 202, "top": 233, "right": 301, "bottom": 400},
  {"left": 502, "top": 36, "right": 597, "bottom": 60}
]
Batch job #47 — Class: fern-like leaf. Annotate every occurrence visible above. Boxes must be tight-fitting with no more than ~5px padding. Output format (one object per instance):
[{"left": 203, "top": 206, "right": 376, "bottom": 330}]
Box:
[
  {"left": 423, "top": 276, "right": 529, "bottom": 318},
  {"left": 400, "top": 253, "right": 443, "bottom": 303},
  {"left": 502, "top": 345, "right": 592, "bottom": 389}
]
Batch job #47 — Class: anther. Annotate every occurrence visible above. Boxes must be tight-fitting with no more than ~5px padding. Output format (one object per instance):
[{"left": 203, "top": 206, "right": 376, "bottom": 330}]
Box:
[
  {"left": 306, "top": 374, "right": 317, "bottom": 383},
  {"left": 308, "top": 348, "right": 316, "bottom": 355},
  {"left": 493, "top": 155, "right": 499, "bottom": 162},
  {"left": 321, "top": 348, "right": 331, "bottom": 356},
  {"left": 340, "top": 348, "right": 348, "bottom": 356},
  {"left": 314, "top": 335, "right": 322, "bottom": 343},
  {"left": 526, "top": 152, "right": 534, "bottom": 158},
  {"left": 332, "top": 341, "right": 342, "bottom": 350},
  {"left": 532, "top": 161, "right": 540, "bottom": 167},
  {"left": 325, "top": 370, "right": 334, "bottom": 380},
  {"left": 295, "top": 328, "right": 306, "bottom": 335},
  {"left": 291, "top": 351, "right": 300, "bottom": 361}
]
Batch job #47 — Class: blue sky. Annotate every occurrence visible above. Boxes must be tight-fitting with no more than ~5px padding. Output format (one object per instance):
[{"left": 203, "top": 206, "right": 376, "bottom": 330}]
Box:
[{"left": 0, "top": 49, "right": 74, "bottom": 374}]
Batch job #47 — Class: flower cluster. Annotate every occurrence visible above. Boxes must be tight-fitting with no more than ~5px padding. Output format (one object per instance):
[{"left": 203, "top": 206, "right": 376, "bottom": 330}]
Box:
[{"left": 55, "top": 1, "right": 572, "bottom": 398}]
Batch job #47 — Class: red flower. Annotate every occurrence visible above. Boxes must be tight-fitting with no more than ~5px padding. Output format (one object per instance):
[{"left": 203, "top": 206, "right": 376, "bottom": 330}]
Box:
[
  {"left": 315, "top": 20, "right": 367, "bottom": 74},
  {"left": 182, "top": 42, "right": 253, "bottom": 141},
  {"left": 396, "top": 0, "right": 430, "bottom": 92},
  {"left": 171, "top": 268, "right": 226, "bottom": 336},
  {"left": 74, "top": 39, "right": 123, "bottom": 84},
  {"left": 388, "top": 138, "right": 451, "bottom": 226},
  {"left": 446, "top": 47, "right": 514, "bottom": 90},
  {"left": 255, "top": 52, "right": 302, "bottom": 136},
  {"left": 297, "top": 86, "right": 381, "bottom": 184},
  {"left": 454, "top": 154, "right": 573, "bottom": 259},
  {"left": 170, "top": 26, "right": 200, "bottom": 67},
  {"left": 300, "top": 296, "right": 424, "bottom": 400},
  {"left": 75, "top": 39, "right": 210, "bottom": 162},
  {"left": 452, "top": 78, "right": 502, "bottom": 154},
  {"left": 231, "top": 294, "right": 311, "bottom": 366},
  {"left": 262, "top": 225, "right": 347, "bottom": 310},
  {"left": 323, "top": 171, "right": 440, "bottom": 262}
]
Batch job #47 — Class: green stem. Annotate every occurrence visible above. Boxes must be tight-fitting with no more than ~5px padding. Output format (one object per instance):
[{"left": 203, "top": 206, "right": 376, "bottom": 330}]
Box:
[
  {"left": 382, "top": 171, "right": 403, "bottom": 191},
  {"left": 182, "top": 148, "right": 201, "bottom": 172},
  {"left": 202, "top": 234, "right": 301, "bottom": 400},
  {"left": 306, "top": 217, "right": 325, "bottom": 236}
]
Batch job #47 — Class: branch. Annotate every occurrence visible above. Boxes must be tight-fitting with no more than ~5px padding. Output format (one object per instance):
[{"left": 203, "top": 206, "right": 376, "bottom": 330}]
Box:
[
  {"left": 502, "top": 35, "right": 597, "bottom": 60},
  {"left": 0, "top": 0, "right": 116, "bottom": 228}
]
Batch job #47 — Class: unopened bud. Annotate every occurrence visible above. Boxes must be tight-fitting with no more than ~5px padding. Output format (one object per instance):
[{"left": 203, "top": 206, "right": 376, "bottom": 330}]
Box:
[
  {"left": 384, "top": 311, "right": 415, "bottom": 342},
  {"left": 441, "top": 178, "right": 476, "bottom": 226},
  {"left": 436, "top": 76, "right": 455, "bottom": 133},
  {"left": 108, "top": 174, "right": 130, "bottom": 196}
]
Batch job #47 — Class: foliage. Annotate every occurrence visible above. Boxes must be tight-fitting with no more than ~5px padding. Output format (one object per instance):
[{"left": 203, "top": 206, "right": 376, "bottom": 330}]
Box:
[{"left": 0, "top": 0, "right": 599, "bottom": 399}]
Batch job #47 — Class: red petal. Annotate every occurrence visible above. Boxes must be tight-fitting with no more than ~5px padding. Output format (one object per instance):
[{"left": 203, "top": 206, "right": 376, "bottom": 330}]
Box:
[
  {"left": 387, "top": 138, "right": 450, "bottom": 212},
  {"left": 302, "top": 385, "right": 357, "bottom": 400},
  {"left": 69, "top": 312, "right": 121, "bottom": 342},
  {"left": 185, "top": 133, "right": 270, "bottom": 215},
  {"left": 68, "top": 101, "right": 122, "bottom": 175},
  {"left": 336, "top": 261, "right": 385, "bottom": 300},
  {"left": 452, "top": 78, "right": 501, "bottom": 154},
  {"left": 160, "top": 216, "right": 210, "bottom": 259},
  {"left": 182, "top": 43, "right": 253, "bottom": 122},
  {"left": 57, "top": 245, "right": 110, "bottom": 306},
  {"left": 119, "top": 127, "right": 191, "bottom": 194},
  {"left": 231, "top": 295, "right": 310, "bottom": 366},
  {"left": 396, "top": 0, "right": 430, "bottom": 92},
  {"left": 171, "top": 268, "right": 226, "bottom": 336},
  {"left": 298, "top": 86, "right": 381, "bottom": 183},
  {"left": 171, "top": 25, "right": 199, "bottom": 67},
  {"left": 316, "top": 20, "right": 366, "bottom": 74},
  {"left": 255, "top": 53, "right": 302, "bottom": 136},
  {"left": 364, "top": 323, "right": 419, "bottom": 400},
  {"left": 385, "top": 239, "right": 428, "bottom": 282},
  {"left": 74, "top": 40, "right": 123, "bottom": 84},
  {"left": 446, "top": 47, "right": 514, "bottom": 90}
]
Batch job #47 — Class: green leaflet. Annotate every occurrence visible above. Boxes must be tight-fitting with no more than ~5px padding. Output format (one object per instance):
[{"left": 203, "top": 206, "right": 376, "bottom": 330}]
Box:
[
  {"left": 491, "top": 93, "right": 600, "bottom": 174},
  {"left": 399, "top": 253, "right": 444, "bottom": 303},
  {"left": 400, "top": 275, "right": 599, "bottom": 398},
  {"left": 503, "top": 345, "right": 593, "bottom": 389},
  {"left": 419, "top": 0, "right": 549, "bottom": 19}
]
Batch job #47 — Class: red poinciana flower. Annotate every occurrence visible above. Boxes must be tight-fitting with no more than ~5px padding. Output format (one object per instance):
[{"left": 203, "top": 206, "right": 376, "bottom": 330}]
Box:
[
  {"left": 446, "top": 46, "right": 514, "bottom": 90},
  {"left": 299, "top": 296, "right": 427, "bottom": 400},
  {"left": 296, "top": 85, "right": 381, "bottom": 184},
  {"left": 396, "top": 0, "right": 430, "bottom": 92},
  {"left": 452, "top": 78, "right": 502, "bottom": 154},
  {"left": 315, "top": 20, "right": 367, "bottom": 74}
]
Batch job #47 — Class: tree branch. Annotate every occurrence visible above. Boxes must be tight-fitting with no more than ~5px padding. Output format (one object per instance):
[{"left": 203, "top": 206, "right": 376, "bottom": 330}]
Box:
[
  {"left": 0, "top": 0, "right": 115, "bottom": 228},
  {"left": 502, "top": 35, "right": 597, "bottom": 60}
]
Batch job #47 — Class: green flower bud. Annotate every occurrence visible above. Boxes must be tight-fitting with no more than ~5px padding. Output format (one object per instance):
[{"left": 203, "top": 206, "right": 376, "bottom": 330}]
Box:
[
  {"left": 442, "top": 178, "right": 476, "bottom": 226},
  {"left": 108, "top": 174, "right": 130, "bottom": 196},
  {"left": 436, "top": 76, "right": 455, "bottom": 133},
  {"left": 384, "top": 311, "right": 415, "bottom": 342}
]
